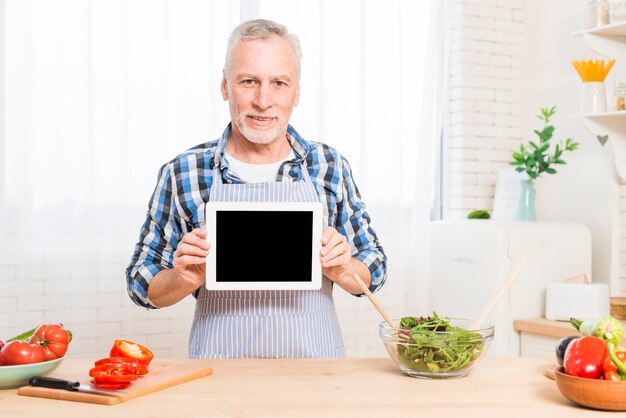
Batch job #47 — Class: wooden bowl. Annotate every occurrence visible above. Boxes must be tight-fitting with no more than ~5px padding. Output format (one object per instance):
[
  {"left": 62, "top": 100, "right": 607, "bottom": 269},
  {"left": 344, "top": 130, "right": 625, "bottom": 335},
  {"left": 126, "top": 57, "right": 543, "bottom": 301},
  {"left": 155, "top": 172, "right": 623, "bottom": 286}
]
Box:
[{"left": 554, "top": 368, "right": 626, "bottom": 411}]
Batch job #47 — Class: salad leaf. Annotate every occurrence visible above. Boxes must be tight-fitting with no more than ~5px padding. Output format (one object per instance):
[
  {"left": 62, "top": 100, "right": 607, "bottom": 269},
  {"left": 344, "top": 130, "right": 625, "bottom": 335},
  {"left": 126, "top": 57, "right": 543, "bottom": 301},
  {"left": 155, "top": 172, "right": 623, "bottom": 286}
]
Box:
[{"left": 396, "top": 313, "right": 484, "bottom": 373}]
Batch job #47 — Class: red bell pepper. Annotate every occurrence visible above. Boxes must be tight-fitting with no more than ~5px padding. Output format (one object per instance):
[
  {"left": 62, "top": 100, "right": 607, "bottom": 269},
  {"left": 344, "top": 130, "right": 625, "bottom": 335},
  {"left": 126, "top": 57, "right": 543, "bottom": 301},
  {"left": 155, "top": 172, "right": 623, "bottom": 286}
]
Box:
[
  {"left": 110, "top": 340, "right": 154, "bottom": 368},
  {"left": 87, "top": 341, "right": 154, "bottom": 391},
  {"left": 90, "top": 376, "right": 135, "bottom": 390},
  {"left": 603, "top": 350, "right": 626, "bottom": 381},
  {"left": 94, "top": 356, "right": 148, "bottom": 375},
  {"left": 563, "top": 336, "right": 608, "bottom": 379},
  {"left": 89, "top": 359, "right": 138, "bottom": 390},
  {"left": 88, "top": 354, "right": 155, "bottom": 390}
]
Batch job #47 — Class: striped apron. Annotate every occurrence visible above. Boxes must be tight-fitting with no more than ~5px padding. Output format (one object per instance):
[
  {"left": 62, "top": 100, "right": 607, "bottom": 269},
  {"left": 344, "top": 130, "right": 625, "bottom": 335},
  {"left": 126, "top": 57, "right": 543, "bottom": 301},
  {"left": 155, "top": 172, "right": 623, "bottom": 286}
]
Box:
[{"left": 188, "top": 161, "right": 345, "bottom": 358}]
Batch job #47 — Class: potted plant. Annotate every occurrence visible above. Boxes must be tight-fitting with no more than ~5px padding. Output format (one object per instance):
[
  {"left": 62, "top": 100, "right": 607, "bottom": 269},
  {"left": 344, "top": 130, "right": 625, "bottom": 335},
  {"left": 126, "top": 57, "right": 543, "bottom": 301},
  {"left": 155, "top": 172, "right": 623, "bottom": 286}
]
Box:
[{"left": 510, "top": 106, "right": 579, "bottom": 221}]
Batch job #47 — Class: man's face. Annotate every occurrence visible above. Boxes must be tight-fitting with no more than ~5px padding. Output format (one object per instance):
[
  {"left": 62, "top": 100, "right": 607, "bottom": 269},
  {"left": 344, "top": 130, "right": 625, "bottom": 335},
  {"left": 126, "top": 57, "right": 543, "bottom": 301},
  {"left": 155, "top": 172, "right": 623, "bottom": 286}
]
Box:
[{"left": 221, "top": 35, "right": 300, "bottom": 145}]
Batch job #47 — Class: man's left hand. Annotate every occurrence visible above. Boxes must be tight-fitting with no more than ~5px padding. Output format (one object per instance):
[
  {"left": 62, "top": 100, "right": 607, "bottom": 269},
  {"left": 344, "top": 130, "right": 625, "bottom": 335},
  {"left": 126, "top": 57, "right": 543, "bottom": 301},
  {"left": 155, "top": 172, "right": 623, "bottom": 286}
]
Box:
[
  {"left": 320, "top": 227, "right": 351, "bottom": 269},
  {"left": 320, "top": 227, "right": 371, "bottom": 294}
]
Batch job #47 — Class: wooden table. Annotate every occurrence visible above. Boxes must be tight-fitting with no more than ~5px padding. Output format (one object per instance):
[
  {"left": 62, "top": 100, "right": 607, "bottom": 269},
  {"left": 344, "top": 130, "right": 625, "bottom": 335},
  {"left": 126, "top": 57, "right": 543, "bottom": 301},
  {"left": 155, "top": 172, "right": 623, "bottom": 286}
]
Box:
[{"left": 0, "top": 357, "right": 616, "bottom": 417}]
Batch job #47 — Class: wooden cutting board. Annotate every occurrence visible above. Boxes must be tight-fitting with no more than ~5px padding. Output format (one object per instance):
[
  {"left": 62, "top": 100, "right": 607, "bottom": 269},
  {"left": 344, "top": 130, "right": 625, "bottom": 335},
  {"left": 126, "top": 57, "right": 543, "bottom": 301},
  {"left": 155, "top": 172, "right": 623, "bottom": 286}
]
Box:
[{"left": 17, "top": 360, "right": 213, "bottom": 405}]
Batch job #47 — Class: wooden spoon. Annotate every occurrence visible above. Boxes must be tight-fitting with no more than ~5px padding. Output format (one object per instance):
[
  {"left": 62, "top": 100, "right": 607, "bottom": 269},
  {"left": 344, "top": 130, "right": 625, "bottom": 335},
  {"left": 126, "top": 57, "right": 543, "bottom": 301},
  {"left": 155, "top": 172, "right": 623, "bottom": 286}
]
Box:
[
  {"left": 351, "top": 273, "right": 399, "bottom": 330},
  {"left": 470, "top": 261, "right": 527, "bottom": 330}
]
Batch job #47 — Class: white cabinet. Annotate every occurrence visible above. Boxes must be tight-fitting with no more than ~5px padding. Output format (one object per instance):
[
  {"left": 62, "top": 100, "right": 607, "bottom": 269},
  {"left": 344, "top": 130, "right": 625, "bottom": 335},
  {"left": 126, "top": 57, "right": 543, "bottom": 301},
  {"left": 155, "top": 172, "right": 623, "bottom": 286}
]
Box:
[
  {"left": 427, "top": 221, "right": 591, "bottom": 357},
  {"left": 575, "top": 22, "right": 626, "bottom": 181},
  {"left": 519, "top": 333, "right": 561, "bottom": 358}
]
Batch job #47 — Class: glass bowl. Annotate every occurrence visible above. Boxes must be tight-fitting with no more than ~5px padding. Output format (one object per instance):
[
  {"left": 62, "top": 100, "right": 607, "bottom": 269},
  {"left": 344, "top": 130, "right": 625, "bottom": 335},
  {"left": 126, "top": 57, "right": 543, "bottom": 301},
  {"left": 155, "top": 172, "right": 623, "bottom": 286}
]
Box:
[
  {"left": 379, "top": 318, "right": 494, "bottom": 379},
  {"left": 0, "top": 356, "right": 65, "bottom": 389}
]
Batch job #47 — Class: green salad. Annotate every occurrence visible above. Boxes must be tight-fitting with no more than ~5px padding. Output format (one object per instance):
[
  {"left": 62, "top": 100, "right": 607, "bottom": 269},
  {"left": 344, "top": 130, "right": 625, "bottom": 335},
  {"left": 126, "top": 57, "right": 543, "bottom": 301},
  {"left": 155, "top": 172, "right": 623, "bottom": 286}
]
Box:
[{"left": 395, "top": 313, "right": 484, "bottom": 373}]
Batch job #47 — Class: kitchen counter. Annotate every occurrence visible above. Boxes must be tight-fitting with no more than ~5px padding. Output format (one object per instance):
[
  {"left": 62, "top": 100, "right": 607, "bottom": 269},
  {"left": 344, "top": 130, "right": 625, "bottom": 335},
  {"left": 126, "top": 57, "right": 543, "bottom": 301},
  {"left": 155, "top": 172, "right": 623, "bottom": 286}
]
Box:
[
  {"left": 515, "top": 318, "right": 626, "bottom": 341},
  {"left": 515, "top": 318, "right": 626, "bottom": 356},
  {"left": 514, "top": 318, "right": 580, "bottom": 339},
  {"left": 0, "top": 357, "right": 617, "bottom": 417}
]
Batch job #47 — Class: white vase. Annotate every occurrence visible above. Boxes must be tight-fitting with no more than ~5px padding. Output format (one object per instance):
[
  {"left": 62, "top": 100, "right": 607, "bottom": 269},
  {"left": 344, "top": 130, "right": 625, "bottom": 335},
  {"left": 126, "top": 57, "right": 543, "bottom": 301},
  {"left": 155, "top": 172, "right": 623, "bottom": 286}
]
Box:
[{"left": 582, "top": 81, "right": 607, "bottom": 114}]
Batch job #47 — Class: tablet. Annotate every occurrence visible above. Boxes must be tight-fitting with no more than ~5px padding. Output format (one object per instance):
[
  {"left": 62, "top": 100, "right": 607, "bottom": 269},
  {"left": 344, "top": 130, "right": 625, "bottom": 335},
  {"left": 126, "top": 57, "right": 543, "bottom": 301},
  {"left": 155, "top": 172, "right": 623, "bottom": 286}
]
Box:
[{"left": 205, "top": 201, "right": 323, "bottom": 290}]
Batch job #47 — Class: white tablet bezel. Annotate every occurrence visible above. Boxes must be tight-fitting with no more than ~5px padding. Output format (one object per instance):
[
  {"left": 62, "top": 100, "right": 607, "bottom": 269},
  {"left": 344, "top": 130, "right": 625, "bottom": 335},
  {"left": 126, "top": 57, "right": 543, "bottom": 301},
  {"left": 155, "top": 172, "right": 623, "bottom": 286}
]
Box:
[{"left": 205, "top": 201, "right": 323, "bottom": 290}]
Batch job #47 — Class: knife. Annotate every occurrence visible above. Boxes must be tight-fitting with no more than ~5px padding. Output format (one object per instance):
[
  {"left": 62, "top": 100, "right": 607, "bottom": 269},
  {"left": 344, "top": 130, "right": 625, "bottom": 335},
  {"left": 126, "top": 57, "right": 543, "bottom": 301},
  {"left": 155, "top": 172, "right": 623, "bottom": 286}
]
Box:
[{"left": 28, "top": 376, "right": 129, "bottom": 396}]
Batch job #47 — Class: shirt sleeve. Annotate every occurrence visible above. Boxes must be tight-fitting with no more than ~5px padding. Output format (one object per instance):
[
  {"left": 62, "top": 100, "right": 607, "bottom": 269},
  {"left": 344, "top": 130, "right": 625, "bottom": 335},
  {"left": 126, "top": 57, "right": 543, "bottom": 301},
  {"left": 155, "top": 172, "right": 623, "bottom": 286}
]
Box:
[
  {"left": 125, "top": 162, "right": 183, "bottom": 309},
  {"left": 335, "top": 156, "right": 388, "bottom": 295}
]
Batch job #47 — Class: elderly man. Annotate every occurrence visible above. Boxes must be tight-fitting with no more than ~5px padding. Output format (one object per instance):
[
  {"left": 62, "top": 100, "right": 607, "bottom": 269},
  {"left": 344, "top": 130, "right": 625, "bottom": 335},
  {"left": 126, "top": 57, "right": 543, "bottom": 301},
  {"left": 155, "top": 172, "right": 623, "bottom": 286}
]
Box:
[{"left": 126, "top": 19, "right": 387, "bottom": 358}]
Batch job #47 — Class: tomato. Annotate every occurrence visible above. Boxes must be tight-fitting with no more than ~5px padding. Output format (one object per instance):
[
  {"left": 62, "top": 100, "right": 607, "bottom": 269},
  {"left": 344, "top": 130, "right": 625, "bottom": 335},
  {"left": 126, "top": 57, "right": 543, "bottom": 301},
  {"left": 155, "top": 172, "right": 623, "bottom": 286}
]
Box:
[
  {"left": 110, "top": 340, "right": 154, "bottom": 367},
  {"left": 603, "top": 351, "right": 626, "bottom": 381},
  {"left": 563, "top": 336, "right": 608, "bottom": 379},
  {"left": 29, "top": 324, "right": 70, "bottom": 361},
  {"left": 0, "top": 340, "right": 46, "bottom": 365}
]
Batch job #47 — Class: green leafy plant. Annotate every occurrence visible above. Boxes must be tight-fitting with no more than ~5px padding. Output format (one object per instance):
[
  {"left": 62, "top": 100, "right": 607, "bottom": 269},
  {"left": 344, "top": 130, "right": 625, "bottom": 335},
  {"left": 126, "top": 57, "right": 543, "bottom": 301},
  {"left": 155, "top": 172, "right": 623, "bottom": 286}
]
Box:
[
  {"left": 510, "top": 106, "right": 579, "bottom": 180},
  {"left": 467, "top": 210, "right": 490, "bottom": 219}
]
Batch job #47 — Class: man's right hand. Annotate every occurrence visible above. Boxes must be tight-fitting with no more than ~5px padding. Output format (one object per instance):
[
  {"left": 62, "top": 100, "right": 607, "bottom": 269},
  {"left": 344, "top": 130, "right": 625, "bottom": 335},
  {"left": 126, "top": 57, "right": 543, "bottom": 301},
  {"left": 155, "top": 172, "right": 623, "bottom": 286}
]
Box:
[
  {"left": 148, "top": 228, "right": 210, "bottom": 308},
  {"left": 173, "top": 228, "right": 210, "bottom": 288}
]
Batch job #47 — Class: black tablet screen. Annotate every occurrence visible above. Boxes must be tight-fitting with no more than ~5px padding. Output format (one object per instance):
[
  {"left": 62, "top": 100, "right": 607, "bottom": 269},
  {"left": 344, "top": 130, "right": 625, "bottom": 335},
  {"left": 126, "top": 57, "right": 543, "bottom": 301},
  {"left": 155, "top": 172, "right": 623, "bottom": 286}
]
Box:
[{"left": 215, "top": 210, "right": 314, "bottom": 282}]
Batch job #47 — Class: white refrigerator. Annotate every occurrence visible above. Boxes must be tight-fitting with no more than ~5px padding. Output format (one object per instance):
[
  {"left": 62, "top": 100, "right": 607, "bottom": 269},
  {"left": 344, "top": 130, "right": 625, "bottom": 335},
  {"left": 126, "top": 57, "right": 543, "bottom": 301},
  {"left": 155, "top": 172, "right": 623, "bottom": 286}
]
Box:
[{"left": 426, "top": 220, "right": 592, "bottom": 356}]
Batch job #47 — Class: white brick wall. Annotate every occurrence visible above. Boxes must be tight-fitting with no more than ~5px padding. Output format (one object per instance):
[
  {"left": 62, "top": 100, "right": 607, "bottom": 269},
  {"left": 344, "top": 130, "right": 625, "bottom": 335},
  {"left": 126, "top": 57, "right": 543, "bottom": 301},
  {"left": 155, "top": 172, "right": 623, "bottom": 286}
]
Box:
[
  {"left": 446, "top": 0, "right": 524, "bottom": 219},
  {"left": 0, "top": 249, "right": 196, "bottom": 359}
]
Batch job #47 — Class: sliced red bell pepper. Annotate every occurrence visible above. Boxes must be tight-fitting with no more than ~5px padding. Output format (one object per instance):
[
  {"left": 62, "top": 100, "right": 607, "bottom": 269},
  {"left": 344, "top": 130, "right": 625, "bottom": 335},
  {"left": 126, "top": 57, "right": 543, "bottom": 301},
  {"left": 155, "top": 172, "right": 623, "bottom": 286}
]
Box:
[
  {"left": 563, "top": 336, "right": 608, "bottom": 379},
  {"left": 93, "top": 382, "right": 132, "bottom": 390},
  {"left": 95, "top": 356, "right": 138, "bottom": 366},
  {"left": 110, "top": 340, "right": 154, "bottom": 367},
  {"left": 89, "top": 363, "right": 135, "bottom": 378},
  {"left": 91, "top": 373, "right": 137, "bottom": 384},
  {"left": 603, "top": 350, "right": 626, "bottom": 381},
  {"left": 89, "top": 356, "right": 141, "bottom": 390},
  {"left": 94, "top": 356, "right": 148, "bottom": 375}
]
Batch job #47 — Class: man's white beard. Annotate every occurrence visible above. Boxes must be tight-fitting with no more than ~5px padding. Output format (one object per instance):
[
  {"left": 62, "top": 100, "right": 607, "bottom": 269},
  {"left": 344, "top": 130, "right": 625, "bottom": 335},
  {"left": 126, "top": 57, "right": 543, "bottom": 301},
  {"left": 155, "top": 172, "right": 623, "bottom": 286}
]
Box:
[{"left": 235, "top": 113, "right": 284, "bottom": 145}]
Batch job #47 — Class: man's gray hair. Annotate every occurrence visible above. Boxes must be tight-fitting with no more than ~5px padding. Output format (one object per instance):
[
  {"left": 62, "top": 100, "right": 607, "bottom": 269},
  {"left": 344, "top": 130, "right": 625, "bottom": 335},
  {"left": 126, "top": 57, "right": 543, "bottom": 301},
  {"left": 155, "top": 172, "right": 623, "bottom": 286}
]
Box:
[{"left": 224, "top": 19, "right": 302, "bottom": 78}]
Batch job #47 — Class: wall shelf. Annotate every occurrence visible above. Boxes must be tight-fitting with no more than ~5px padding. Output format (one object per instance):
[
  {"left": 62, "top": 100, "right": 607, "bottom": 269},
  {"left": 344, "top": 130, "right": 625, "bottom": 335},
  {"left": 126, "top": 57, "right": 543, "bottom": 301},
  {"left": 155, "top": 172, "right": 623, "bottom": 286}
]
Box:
[
  {"left": 573, "top": 22, "right": 626, "bottom": 182},
  {"left": 584, "top": 110, "right": 626, "bottom": 118},
  {"left": 571, "top": 21, "right": 626, "bottom": 37}
]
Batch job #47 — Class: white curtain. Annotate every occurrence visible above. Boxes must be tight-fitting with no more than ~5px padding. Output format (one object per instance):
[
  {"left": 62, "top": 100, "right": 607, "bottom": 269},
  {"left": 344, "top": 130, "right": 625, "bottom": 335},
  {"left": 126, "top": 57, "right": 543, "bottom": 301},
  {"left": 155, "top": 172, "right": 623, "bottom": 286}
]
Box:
[
  {"left": 1, "top": 0, "right": 443, "bottom": 353},
  {"left": 1, "top": 0, "right": 241, "bottom": 249}
]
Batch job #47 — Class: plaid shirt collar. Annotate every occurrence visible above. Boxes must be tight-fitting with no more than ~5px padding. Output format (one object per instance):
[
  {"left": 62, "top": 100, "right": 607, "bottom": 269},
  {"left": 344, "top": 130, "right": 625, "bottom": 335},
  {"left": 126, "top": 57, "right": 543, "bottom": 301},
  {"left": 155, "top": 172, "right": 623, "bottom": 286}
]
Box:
[{"left": 212, "top": 123, "right": 313, "bottom": 170}]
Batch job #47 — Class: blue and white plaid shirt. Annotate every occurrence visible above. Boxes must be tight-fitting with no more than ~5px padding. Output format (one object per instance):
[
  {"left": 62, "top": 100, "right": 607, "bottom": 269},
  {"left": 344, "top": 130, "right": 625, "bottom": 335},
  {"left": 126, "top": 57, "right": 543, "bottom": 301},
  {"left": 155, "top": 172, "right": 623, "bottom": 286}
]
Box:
[{"left": 126, "top": 124, "right": 387, "bottom": 308}]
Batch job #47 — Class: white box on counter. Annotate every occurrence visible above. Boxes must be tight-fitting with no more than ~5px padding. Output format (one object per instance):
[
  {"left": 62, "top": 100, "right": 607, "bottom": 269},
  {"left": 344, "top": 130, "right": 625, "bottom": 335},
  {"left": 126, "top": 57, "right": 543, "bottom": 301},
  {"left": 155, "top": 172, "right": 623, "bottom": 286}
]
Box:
[{"left": 545, "top": 283, "right": 610, "bottom": 321}]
